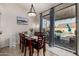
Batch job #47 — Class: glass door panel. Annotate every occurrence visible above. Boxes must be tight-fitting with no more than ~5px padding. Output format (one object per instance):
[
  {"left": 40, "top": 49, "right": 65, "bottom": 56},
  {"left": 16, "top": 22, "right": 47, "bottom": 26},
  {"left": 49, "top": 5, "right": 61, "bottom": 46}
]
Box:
[
  {"left": 42, "top": 15, "right": 50, "bottom": 44},
  {"left": 54, "top": 5, "right": 76, "bottom": 52}
]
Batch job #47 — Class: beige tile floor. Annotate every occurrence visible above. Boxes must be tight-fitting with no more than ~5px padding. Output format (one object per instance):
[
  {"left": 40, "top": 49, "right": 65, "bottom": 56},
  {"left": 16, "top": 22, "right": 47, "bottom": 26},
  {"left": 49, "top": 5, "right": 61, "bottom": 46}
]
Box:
[{"left": 0, "top": 45, "right": 57, "bottom": 56}]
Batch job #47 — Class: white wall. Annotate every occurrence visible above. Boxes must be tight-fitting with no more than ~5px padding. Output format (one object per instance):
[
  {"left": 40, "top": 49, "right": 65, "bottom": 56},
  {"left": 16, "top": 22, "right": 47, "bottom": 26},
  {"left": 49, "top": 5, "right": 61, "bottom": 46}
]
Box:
[{"left": 0, "top": 4, "right": 38, "bottom": 48}]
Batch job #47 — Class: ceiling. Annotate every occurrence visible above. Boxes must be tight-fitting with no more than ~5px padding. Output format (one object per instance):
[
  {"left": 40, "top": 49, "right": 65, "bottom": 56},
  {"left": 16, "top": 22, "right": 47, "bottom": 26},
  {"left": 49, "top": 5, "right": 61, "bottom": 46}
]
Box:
[
  {"left": 17, "top": 3, "right": 59, "bottom": 14},
  {"left": 43, "top": 4, "right": 76, "bottom": 20},
  {"left": 55, "top": 5, "right": 75, "bottom": 20}
]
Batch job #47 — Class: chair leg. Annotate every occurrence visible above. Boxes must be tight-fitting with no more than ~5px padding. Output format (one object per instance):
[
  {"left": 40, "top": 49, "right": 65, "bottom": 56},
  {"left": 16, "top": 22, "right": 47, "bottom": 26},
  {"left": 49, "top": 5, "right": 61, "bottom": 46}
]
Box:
[
  {"left": 21, "top": 44, "right": 24, "bottom": 53},
  {"left": 32, "top": 48, "right": 34, "bottom": 56},
  {"left": 19, "top": 44, "right": 20, "bottom": 49},
  {"left": 20, "top": 40, "right": 21, "bottom": 49},
  {"left": 43, "top": 50, "right": 45, "bottom": 56},
  {"left": 37, "top": 50, "right": 39, "bottom": 56},
  {"left": 24, "top": 46, "right": 27, "bottom": 56},
  {"left": 20, "top": 43, "right": 22, "bottom": 49},
  {"left": 43, "top": 46, "right": 46, "bottom": 56}
]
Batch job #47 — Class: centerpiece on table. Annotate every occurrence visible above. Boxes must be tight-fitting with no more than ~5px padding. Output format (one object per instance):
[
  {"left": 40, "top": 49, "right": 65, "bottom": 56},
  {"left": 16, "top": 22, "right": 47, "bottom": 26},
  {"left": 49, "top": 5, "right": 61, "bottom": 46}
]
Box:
[{"left": 29, "top": 28, "right": 34, "bottom": 37}]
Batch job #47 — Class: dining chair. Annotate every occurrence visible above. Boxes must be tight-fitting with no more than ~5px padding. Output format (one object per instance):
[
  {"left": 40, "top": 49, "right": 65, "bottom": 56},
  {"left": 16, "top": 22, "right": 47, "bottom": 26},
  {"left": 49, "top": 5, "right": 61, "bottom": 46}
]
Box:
[
  {"left": 21, "top": 33, "right": 33, "bottom": 56},
  {"left": 23, "top": 36, "right": 29, "bottom": 56},
  {"left": 32, "top": 32, "right": 46, "bottom": 56},
  {"left": 19, "top": 33, "right": 27, "bottom": 54},
  {"left": 21, "top": 33, "right": 26, "bottom": 53},
  {"left": 21, "top": 33, "right": 29, "bottom": 56}
]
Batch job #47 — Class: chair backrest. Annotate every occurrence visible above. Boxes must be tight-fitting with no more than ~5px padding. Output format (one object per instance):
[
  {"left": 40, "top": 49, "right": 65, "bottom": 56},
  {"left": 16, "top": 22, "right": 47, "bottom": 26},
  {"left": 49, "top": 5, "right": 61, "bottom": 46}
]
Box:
[
  {"left": 36, "top": 32, "right": 46, "bottom": 48},
  {"left": 19, "top": 33, "right": 26, "bottom": 43},
  {"left": 35, "top": 32, "right": 44, "bottom": 40}
]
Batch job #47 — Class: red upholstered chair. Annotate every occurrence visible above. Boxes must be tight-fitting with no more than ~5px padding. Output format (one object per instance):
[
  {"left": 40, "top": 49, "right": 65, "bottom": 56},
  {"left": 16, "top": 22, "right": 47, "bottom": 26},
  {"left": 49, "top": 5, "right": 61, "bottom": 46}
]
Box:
[{"left": 32, "top": 32, "right": 46, "bottom": 56}]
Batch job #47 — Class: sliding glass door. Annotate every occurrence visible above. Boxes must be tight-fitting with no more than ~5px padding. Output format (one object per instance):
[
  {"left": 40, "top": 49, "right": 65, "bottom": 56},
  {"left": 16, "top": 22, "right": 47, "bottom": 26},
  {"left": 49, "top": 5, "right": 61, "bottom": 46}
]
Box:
[{"left": 54, "top": 4, "right": 76, "bottom": 52}]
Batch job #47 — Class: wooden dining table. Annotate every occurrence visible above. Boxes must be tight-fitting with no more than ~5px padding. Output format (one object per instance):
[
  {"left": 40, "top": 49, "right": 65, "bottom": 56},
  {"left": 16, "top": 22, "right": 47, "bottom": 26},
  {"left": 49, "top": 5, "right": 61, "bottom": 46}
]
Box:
[{"left": 25, "top": 36, "right": 38, "bottom": 56}]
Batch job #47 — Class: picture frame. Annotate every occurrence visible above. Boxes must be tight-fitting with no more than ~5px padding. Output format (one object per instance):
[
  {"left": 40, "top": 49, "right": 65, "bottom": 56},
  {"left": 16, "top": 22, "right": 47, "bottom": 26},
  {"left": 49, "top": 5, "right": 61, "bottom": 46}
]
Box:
[{"left": 17, "top": 16, "right": 28, "bottom": 25}]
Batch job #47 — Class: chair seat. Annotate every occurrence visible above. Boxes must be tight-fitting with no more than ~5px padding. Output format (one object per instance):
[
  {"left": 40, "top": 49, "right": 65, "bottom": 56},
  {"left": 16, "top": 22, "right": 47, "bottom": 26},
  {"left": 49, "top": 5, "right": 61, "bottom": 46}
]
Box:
[{"left": 32, "top": 40, "right": 44, "bottom": 49}]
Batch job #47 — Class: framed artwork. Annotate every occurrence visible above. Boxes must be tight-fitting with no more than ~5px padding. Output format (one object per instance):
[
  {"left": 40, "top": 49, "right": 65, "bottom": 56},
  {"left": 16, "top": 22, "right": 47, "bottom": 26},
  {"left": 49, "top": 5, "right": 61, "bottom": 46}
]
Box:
[{"left": 17, "top": 16, "right": 28, "bottom": 25}]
